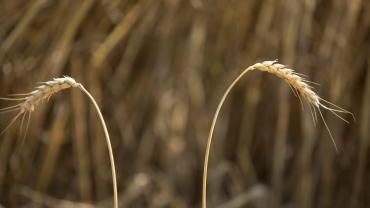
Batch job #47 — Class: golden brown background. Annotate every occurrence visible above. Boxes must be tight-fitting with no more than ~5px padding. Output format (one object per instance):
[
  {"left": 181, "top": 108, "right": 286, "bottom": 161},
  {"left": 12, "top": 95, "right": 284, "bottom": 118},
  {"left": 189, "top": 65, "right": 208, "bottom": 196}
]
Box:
[{"left": 0, "top": 0, "right": 369, "bottom": 207}]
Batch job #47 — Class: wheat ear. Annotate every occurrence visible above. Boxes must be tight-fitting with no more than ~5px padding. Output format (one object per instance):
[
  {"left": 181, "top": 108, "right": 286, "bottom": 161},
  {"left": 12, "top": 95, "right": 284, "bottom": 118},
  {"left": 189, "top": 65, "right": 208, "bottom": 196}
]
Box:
[
  {"left": 201, "top": 60, "right": 353, "bottom": 208},
  {"left": 0, "top": 76, "right": 118, "bottom": 208}
]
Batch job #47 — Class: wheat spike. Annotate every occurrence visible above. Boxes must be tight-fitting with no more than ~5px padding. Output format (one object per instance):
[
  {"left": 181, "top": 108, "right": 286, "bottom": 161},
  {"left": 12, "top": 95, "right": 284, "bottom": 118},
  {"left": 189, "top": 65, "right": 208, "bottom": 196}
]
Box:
[
  {"left": 252, "top": 61, "right": 320, "bottom": 107},
  {"left": 1, "top": 76, "right": 79, "bottom": 115},
  {"left": 201, "top": 60, "right": 353, "bottom": 208},
  {"left": 0, "top": 76, "right": 79, "bottom": 136},
  {"left": 0, "top": 76, "right": 118, "bottom": 208}
]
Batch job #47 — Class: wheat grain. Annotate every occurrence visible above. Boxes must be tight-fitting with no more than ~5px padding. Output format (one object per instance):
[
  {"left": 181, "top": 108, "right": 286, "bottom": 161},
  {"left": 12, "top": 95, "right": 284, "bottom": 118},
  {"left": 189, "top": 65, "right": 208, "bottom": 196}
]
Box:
[
  {"left": 0, "top": 76, "right": 118, "bottom": 208},
  {"left": 201, "top": 60, "right": 353, "bottom": 208}
]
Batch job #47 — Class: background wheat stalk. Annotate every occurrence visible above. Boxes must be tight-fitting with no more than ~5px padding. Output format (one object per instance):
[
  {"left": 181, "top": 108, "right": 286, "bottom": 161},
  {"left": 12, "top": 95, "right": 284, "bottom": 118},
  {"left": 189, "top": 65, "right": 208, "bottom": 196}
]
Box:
[
  {"left": 0, "top": 76, "right": 118, "bottom": 208},
  {"left": 201, "top": 60, "right": 353, "bottom": 208}
]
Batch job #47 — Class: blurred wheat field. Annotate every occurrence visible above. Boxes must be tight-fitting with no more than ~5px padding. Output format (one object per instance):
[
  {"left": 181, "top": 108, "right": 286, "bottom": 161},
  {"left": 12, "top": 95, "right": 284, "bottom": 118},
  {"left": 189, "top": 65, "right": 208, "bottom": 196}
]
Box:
[{"left": 0, "top": 0, "right": 369, "bottom": 207}]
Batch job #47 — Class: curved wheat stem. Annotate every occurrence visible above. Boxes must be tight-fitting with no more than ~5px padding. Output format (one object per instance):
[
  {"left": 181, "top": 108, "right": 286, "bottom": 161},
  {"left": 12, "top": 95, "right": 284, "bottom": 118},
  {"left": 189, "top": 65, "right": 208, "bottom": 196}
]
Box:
[
  {"left": 0, "top": 76, "right": 118, "bottom": 208},
  {"left": 77, "top": 84, "right": 118, "bottom": 208},
  {"left": 201, "top": 60, "right": 352, "bottom": 208}
]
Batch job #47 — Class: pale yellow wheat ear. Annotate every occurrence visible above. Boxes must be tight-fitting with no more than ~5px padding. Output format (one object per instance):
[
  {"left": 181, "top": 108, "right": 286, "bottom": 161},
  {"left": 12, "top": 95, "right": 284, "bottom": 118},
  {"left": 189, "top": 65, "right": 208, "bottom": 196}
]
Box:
[
  {"left": 201, "top": 60, "right": 353, "bottom": 208},
  {"left": 0, "top": 76, "right": 118, "bottom": 208}
]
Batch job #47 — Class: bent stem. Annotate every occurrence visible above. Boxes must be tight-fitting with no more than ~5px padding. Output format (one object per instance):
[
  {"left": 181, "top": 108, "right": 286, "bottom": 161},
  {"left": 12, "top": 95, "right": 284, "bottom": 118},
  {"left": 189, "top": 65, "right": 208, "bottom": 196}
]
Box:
[
  {"left": 202, "top": 67, "right": 253, "bottom": 208},
  {"left": 78, "top": 84, "right": 118, "bottom": 208}
]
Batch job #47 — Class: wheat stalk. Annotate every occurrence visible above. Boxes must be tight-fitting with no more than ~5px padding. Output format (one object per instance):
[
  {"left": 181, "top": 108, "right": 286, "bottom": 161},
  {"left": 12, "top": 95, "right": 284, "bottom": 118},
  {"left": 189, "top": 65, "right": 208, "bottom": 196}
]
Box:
[
  {"left": 201, "top": 60, "right": 353, "bottom": 208},
  {"left": 0, "top": 76, "right": 118, "bottom": 208}
]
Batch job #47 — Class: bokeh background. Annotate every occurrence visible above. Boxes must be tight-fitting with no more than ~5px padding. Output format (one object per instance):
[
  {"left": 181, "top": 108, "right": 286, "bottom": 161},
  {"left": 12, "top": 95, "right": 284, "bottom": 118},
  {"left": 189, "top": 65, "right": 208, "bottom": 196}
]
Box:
[{"left": 0, "top": 0, "right": 369, "bottom": 207}]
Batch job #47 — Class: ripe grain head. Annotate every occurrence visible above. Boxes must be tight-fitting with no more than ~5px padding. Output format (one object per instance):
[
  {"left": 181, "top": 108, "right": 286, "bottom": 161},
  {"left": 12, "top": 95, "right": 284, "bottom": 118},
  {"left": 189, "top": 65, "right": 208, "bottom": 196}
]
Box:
[
  {"left": 0, "top": 76, "right": 118, "bottom": 208},
  {"left": 201, "top": 60, "right": 353, "bottom": 208},
  {"left": 22, "top": 76, "right": 80, "bottom": 112},
  {"left": 250, "top": 61, "right": 320, "bottom": 107}
]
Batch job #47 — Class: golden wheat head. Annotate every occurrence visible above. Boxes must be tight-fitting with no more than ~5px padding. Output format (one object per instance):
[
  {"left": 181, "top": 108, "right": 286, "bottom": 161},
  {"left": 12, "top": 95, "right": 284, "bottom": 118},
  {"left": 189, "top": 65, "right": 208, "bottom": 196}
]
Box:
[
  {"left": 201, "top": 60, "right": 353, "bottom": 208},
  {"left": 0, "top": 76, "right": 118, "bottom": 208}
]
